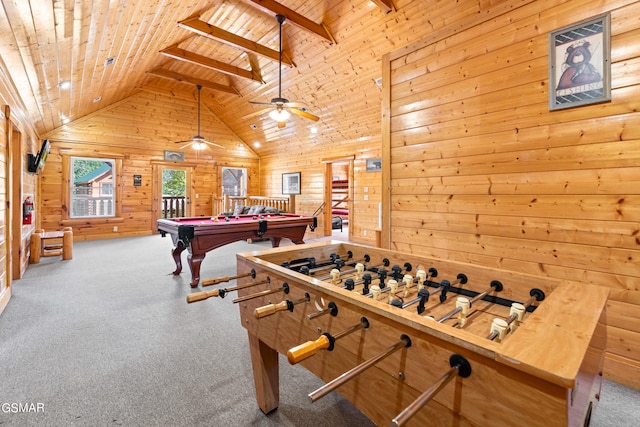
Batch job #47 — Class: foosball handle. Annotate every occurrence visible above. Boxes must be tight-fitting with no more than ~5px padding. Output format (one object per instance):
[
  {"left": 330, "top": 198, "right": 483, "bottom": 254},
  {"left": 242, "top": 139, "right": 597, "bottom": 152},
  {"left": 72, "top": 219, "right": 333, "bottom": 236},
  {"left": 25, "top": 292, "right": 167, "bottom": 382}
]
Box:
[
  {"left": 287, "top": 334, "right": 333, "bottom": 365},
  {"left": 255, "top": 300, "right": 290, "bottom": 318},
  {"left": 202, "top": 276, "right": 228, "bottom": 286},
  {"left": 186, "top": 289, "right": 220, "bottom": 303}
]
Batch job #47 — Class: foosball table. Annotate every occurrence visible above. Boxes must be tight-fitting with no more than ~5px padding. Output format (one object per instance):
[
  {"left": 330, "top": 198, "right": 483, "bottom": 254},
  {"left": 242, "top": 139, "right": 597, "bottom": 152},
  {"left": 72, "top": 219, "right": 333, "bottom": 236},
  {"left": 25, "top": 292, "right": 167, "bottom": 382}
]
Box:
[{"left": 188, "top": 241, "right": 608, "bottom": 426}]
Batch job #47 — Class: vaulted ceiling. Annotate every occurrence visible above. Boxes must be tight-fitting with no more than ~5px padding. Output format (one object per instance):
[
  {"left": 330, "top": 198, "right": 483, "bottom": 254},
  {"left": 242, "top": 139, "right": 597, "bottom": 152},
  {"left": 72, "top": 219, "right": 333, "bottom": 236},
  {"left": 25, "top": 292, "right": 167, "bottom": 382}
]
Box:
[{"left": 0, "top": 0, "right": 404, "bottom": 156}]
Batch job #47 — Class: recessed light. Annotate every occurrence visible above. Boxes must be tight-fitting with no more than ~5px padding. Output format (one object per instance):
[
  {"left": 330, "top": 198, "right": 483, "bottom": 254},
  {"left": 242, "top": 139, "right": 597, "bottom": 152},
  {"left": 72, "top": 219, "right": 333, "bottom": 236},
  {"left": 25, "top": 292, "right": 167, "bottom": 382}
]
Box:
[
  {"left": 58, "top": 80, "right": 71, "bottom": 89},
  {"left": 93, "top": 96, "right": 102, "bottom": 103},
  {"left": 253, "top": 142, "right": 261, "bottom": 148},
  {"left": 250, "top": 124, "right": 258, "bottom": 129},
  {"left": 310, "top": 126, "right": 318, "bottom": 134},
  {"left": 105, "top": 57, "right": 116, "bottom": 66},
  {"left": 61, "top": 115, "right": 70, "bottom": 124}
]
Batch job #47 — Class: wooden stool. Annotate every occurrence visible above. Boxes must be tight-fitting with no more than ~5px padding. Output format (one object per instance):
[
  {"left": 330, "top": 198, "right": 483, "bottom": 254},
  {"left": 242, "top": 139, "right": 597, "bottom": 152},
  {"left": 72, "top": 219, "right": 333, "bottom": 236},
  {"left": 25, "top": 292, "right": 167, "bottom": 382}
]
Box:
[{"left": 30, "top": 227, "right": 73, "bottom": 263}]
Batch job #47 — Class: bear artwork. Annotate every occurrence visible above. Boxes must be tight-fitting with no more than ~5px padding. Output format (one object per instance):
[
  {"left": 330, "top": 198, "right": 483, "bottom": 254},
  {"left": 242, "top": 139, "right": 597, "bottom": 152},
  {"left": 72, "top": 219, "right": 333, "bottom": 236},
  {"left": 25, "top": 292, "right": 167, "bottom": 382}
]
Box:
[{"left": 556, "top": 41, "right": 602, "bottom": 90}]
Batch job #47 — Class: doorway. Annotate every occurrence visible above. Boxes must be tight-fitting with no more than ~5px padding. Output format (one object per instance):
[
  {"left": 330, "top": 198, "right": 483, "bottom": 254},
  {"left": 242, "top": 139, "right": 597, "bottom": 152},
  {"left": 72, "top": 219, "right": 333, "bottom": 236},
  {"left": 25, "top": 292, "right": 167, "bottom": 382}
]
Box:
[
  {"left": 323, "top": 157, "right": 353, "bottom": 240},
  {"left": 155, "top": 166, "right": 193, "bottom": 220}
]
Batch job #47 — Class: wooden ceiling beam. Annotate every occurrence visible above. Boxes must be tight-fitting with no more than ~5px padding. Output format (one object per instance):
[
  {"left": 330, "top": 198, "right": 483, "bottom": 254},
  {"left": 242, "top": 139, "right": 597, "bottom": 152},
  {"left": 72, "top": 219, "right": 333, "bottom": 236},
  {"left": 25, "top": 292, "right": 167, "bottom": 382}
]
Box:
[
  {"left": 145, "top": 67, "right": 241, "bottom": 96},
  {"left": 160, "top": 46, "right": 264, "bottom": 84},
  {"left": 370, "top": 0, "right": 396, "bottom": 14},
  {"left": 178, "top": 16, "right": 295, "bottom": 67},
  {"left": 242, "top": 0, "right": 336, "bottom": 45}
]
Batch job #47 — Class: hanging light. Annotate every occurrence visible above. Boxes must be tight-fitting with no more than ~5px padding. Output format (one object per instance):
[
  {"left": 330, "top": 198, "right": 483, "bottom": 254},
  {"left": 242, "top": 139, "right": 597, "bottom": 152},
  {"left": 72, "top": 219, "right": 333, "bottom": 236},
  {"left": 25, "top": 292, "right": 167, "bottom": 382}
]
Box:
[{"left": 269, "top": 107, "right": 290, "bottom": 122}]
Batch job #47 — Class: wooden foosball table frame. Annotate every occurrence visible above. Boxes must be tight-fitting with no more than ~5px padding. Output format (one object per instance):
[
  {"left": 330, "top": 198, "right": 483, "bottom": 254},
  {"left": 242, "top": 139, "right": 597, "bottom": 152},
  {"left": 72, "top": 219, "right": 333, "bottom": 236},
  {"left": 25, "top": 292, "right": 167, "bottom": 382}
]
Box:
[{"left": 231, "top": 241, "right": 607, "bottom": 426}]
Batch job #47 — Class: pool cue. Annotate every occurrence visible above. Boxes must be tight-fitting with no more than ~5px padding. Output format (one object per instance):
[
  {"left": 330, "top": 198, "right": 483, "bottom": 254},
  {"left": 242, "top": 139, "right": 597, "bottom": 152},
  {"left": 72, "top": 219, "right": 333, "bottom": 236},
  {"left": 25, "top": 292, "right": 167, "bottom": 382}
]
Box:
[
  {"left": 186, "top": 277, "right": 271, "bottom": 303},
  {"left": 308, "top": 334, "right": 412, "bottom": 402},
  {"left": 287, "top": 317, "right": 370, "bottom": 364},
  {"left": 392, "top": 354, "right": 472, "bottom": 426},
  {"left": 436, "top": 280, "right": 503, "bottom": 323},
  {"left": 201, "top": 268, "right": 256, "bottom": 287}
]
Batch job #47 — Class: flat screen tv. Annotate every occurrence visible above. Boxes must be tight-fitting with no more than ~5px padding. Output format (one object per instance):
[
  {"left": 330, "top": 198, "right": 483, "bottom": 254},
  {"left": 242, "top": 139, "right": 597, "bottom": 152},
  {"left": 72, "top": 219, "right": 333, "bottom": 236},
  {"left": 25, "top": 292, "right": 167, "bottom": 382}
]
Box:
[{"left": 28, "top": 139, "right": 50, "bottom": 175}]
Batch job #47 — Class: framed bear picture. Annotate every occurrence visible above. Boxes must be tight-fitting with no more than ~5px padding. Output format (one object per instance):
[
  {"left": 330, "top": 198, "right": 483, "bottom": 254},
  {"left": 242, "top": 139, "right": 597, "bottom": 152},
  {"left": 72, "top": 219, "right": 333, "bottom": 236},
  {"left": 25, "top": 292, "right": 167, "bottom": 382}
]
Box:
[{"left": 548, "top": 13, "right": 611, "bottom": 111}]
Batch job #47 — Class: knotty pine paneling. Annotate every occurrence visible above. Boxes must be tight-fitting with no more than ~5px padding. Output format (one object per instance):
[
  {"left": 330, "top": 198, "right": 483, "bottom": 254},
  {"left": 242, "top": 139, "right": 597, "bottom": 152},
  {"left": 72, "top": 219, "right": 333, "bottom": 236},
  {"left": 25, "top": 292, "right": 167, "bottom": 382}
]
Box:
[
  {"left": 42, "top": 92, "right": 259, "bottom": 240},
  {"left": 384, "top": 0, "right": 640, "bottom": 388}
]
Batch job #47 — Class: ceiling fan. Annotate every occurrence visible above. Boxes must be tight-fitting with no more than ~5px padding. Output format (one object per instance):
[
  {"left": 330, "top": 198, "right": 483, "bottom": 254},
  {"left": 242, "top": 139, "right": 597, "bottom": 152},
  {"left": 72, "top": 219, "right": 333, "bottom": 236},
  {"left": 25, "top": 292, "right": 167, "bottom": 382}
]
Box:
[
  {"left": 174, "top": 84, "right": 224, "bottom": 149},
  {"left": 247, "top": 14, "right": 320, "bottom": 128}
]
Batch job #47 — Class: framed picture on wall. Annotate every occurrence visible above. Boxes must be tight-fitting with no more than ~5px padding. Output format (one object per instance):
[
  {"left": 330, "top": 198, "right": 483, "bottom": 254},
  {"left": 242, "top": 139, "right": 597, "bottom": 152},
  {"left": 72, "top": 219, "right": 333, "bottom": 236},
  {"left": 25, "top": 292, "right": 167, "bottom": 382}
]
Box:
[
  {"left": 366, "top": 158, "right": 382, "bottom": 172},
  {"left": 282, "top": 172, "right": 301, "bottom": 195},
  {"left": 549, "top": 13, "right": 611, "bottom": 111}
]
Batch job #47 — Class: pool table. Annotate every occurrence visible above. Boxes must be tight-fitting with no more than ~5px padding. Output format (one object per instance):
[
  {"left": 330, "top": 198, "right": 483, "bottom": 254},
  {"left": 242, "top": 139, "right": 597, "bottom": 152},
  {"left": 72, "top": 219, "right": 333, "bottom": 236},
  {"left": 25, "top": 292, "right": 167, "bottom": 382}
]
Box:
[{"left": 157, "top": 213, "right": 317, "bottom": 287}]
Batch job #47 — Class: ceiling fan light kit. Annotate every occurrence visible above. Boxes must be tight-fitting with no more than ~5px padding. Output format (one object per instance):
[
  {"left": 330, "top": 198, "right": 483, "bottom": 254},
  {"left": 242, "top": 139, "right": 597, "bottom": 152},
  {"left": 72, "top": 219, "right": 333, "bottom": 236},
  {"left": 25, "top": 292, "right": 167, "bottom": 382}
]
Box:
[
  {"left": 173, "top": 84, "right": 224, "bottom": 150},
  {"left": 248, "top": 14, "right": 320, "bottom": 128},
  {"left": 269, "top": 108, "right": 290, "bottom": 121}
]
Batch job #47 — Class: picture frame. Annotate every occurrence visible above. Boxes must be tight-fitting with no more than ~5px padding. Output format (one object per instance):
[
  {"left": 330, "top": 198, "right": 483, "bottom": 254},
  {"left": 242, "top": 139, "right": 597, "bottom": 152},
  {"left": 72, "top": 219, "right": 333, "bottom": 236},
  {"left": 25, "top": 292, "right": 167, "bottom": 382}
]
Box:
[
  {"left": 164, "top": 150, "right": 185, "bottom": 162},
  {"left": 366, "top": 158, "right": 382, "bottom": 172},
  {"left": 282, "top": 172, "right": 301, "bottom": 195},
  {"left": 548, "top": 13, "right": 611, "bottom": 111}
]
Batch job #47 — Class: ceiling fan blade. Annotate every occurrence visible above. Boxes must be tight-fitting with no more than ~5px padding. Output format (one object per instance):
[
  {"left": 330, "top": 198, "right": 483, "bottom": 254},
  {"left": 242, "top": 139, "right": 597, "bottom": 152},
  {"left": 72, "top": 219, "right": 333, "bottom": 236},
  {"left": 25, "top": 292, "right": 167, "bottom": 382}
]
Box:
[
  {"left": 202, "top": 139, "right": 225, "bottom": 149},
  {"left": 174, "top": 139, "right": 193, "bottom": 144},
  {"left": 249, "top": 101, "right": 275, "bottom": 106},
  {"left": 178, "top": 142, "right": 193, "bottom": 149},
  {"left": 282, "top": 102, "right": 307, "bottom": 108},
  {"left": 288, "top": 108, "right": 320, "bottom": 122},
  {"left": 242, "top": 108, "right": 273, "bottom": 119},
  {"left": 277, "top": 121, "right": 286, "bottom": 129}
]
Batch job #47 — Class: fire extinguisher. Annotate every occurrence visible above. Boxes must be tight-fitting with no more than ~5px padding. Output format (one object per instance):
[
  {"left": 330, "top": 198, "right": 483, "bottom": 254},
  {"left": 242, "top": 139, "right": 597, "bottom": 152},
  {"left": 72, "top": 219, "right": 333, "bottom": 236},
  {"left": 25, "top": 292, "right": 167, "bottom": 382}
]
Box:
[{"left": 23, "top": 196, "right": 34, "bottom": 225}]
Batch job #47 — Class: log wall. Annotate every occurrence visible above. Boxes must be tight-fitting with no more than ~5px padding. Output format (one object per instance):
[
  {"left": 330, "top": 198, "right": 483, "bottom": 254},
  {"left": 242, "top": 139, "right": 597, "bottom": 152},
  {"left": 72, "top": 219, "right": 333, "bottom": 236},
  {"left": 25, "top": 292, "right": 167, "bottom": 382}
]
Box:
[
  {"left": 382, "top": 0, "right": 640, "bottom": 388},
  {"left": 42, "top": 90, "right": 260, "bottom": 240},
  {"left": 0, "top": 60, "right": 40, "bottom": 314}
]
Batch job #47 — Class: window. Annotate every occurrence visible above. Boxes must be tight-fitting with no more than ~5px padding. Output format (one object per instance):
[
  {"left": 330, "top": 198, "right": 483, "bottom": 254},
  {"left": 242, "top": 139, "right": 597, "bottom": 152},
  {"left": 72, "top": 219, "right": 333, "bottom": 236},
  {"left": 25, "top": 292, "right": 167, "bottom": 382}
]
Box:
[
  {"left": 221, "top": 167, "right": 247, "bottom": 197},
  {"left": 70, "top": 157, "right": 115, "bottom": 218}
]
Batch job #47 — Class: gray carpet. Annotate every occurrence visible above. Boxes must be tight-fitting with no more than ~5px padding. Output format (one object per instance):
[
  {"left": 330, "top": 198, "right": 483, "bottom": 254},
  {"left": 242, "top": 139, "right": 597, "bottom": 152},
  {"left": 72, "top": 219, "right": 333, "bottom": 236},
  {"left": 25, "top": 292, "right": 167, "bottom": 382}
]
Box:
[{"left": 0, "top": 235, "right": 638, "bottom": 426}]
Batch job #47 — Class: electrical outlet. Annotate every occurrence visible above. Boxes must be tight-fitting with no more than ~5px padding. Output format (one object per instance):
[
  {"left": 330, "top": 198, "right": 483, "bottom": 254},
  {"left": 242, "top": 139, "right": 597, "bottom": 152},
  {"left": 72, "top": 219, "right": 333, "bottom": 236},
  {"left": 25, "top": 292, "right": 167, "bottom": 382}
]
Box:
[
  {"left": 363, "top": 230, "right": 367, "bottom": 236},
  {"left": 113, "top": 226, "right": 118, "bottom": 232},
  {"left": 364, "top": 195, "right": 369, "bottom": 201}
]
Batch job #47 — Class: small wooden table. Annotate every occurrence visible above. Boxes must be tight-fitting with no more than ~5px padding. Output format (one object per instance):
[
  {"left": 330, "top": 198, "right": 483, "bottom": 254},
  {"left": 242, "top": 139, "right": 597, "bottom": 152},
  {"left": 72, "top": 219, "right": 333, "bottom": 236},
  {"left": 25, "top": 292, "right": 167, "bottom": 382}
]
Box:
[{"left": 30, "top": 227, "right": 73, "bottom": 263}]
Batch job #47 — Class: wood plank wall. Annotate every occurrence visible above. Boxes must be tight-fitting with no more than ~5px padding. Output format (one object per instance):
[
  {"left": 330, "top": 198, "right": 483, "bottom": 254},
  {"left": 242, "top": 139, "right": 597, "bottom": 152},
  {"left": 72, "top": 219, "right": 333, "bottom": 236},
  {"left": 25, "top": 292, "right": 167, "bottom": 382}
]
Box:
[
  {"left": 0, "top": 63, "right": 40, "bottom": 312},
  {"left": 42, "top": 90, "right": 259, "bottom": 240},
  {"left": 383, "top": 0, "right": 640, "bottom": 388}
]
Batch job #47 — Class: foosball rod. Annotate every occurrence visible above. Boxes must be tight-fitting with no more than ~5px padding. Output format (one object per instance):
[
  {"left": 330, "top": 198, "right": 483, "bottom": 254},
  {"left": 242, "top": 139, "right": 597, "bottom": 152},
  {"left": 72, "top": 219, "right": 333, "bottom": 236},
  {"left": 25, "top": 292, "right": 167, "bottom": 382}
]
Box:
[
  {"left": 233, "top": 282, "right": 290, "bottom": 304},
  {"left": 487, "top": 288, "right": 545, "bottom": 341},
  {"left": 201, "top": 268, "right": 256, "bottom": 287},
  {"left": 307, "top": 301, "right": 339, "bottom": 320},
  {"left": 401, "top": 270, "right": 441, "bottom": 309},
  {"left": 317, "top": 256, "right": 370, "bottom": 281},
  {"left": 391, "top": 354, "right": 472, "bottom": 427},
  {"left": 287, "top": 317, "right": 370, "bottom": 364},
  {"left": 254, "top": 293, "right": 310, "bottom": 319},
  {"left": 282, "top": 251, "right": 354, "bottom": 270},
  {"left": 186, "top": 277, "right": 271, "bottom": 303},
  {"left": 436, "top": 280, "right": 503, "bottom": 323},
  {"left": 308, "top": 334, "right": 412, "bottom": 403}
]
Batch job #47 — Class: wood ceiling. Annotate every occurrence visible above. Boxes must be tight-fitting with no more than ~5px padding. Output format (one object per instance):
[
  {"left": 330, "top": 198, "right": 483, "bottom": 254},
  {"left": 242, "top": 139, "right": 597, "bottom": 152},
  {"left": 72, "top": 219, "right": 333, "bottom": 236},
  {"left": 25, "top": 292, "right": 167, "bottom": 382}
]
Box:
[{"left": 0, "top": 0, "right": 399, "bottom": 155}]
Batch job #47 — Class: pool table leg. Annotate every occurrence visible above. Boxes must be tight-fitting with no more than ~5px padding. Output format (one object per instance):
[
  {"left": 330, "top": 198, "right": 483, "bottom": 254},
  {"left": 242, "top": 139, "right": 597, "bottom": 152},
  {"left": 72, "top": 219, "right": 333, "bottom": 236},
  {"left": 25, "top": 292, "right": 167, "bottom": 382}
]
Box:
[
  {"left": 187, "top": 252, "right": 205, "bottom": 288},
  {"left": 171, "top": 240, "right": 186, "bottom": 275},
  {"left": 269, "top": 237, "right": 282, "bottom": 247}
]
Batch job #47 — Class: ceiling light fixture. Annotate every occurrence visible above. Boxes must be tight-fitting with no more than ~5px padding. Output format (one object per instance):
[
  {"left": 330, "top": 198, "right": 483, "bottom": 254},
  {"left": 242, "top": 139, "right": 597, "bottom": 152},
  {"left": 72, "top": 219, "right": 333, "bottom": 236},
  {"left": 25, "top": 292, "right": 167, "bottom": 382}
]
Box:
[
  {"left": 58, "top": 80, "right": 71, "bottom": 89},
  {"left": 269, "top": 107, "right": 290, "bottom": 122}
]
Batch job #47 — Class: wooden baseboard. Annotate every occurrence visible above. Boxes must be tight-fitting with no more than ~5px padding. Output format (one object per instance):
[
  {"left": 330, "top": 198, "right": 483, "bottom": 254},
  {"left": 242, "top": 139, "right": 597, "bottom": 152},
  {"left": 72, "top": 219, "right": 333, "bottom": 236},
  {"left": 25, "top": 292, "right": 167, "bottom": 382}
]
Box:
[{"left": 604, "top": 352, "right": 640, "bottom": 390}]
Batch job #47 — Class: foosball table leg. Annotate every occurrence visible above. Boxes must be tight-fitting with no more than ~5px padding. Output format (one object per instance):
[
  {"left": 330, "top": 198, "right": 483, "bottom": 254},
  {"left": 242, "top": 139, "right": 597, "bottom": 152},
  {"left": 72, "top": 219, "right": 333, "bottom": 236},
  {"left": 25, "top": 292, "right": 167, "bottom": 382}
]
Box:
[{"left": 248, "top": 331, "right": 279, "bottom": 414}]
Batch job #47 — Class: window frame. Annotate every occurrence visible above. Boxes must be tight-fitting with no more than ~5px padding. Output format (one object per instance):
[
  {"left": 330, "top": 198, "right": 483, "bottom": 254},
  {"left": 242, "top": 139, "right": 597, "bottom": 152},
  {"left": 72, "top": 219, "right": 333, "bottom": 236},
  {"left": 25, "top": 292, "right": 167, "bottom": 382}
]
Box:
[
  {"left": 60, "top": 155, "right": 123, "bottom": 225},
  {"left": 221, "top": 167, "right": 247, "bottom": 197}
]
